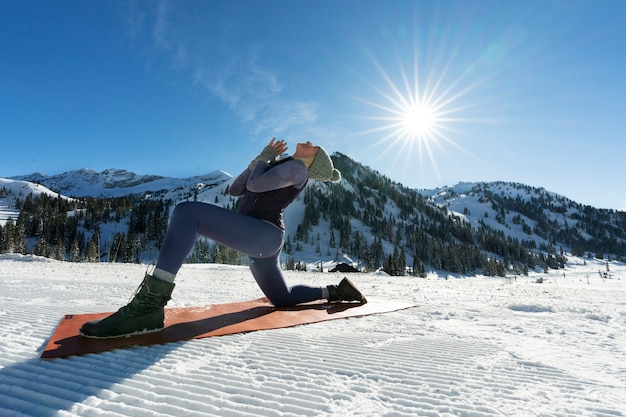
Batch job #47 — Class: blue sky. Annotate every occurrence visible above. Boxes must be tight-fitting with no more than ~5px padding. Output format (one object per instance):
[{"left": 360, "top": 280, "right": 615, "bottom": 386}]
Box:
[{"left": 2, "top": 1, "right": 625, "bottom": 210}]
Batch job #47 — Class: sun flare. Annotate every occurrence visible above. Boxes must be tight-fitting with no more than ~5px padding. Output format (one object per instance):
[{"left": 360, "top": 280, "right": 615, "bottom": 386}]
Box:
[{"left": 354, "top": 51, "right": 482, "bottom": 182}]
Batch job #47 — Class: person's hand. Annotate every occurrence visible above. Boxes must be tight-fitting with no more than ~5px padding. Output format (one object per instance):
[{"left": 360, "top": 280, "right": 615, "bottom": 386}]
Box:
[
  {"left": 248, "top": 138, "right": 287, "bottom": 170},
  {"left": 268, "top": 138, "right": 288, "bottom": 155}
]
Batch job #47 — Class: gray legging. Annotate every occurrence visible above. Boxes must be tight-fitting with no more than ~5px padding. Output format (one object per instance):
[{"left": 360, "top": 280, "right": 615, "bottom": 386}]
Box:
[{"left": 155, "top": 201, "right": 322, "bottom": 307}]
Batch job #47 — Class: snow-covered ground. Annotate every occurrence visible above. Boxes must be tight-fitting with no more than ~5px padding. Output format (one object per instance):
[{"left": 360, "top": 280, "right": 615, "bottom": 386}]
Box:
[{"left": 1, "top": 254, "right": 625, "bottom": 416}]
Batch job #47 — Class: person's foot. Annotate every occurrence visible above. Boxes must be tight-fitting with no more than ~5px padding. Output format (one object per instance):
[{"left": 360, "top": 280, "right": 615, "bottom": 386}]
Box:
[
  {"left": 80, "top": 274, "right": 175, "bottom": 339},
  {"left": 327, "top": 277, "right": 367, "bottom": 304}
]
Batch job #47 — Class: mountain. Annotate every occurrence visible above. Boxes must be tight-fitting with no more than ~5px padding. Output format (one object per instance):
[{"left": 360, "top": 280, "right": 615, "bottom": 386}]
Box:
[
  {"left": 419, "top": 180, "right": 626, "bottom": 259},
  {"left": 2, "top": 155, "right": 625, "bottom": 275},
  {"left": 9, "top": 168, "right": 232, "bottom": 198}
]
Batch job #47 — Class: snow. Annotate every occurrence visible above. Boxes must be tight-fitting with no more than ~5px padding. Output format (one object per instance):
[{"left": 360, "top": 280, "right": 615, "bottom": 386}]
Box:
[
  {"left": 1, "top": 255, "right": 625, "bottom": 416},
  {"left": 8, "top": 170, "right": 233, "bottom": 198},
  {"left": 0, "top": 178, "right": 70, "bottom": 226}
]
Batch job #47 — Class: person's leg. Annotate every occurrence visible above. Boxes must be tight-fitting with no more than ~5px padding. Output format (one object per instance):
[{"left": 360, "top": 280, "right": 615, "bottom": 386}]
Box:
[
  {"left": 248, "top": 255, "right": 323, "bottom": 307},
  {"left": 80, "top": 201, "right": 284, "bottom": 339},
  {"left": 155, "top": 201, "right": 284, "bottom": 275}
]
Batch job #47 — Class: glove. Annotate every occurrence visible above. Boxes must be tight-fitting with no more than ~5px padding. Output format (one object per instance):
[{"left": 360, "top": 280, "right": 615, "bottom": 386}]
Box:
[{"left": 248, "top": 144, "right": 280, "bottom": 171}]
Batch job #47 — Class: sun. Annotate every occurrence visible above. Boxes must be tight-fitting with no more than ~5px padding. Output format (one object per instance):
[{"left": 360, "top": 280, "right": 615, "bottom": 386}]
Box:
[
  {"left": 400, "top": 102, "right": 438, "bottom": 140},
  {"left": 359, "top": 71, "right": 452, "bottom": 156}
]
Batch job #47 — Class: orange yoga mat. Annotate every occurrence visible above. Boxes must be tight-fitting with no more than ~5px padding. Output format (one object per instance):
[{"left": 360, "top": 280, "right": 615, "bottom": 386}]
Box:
[{"left": 41, "top": 297, "right": 418, "bottom": 358}]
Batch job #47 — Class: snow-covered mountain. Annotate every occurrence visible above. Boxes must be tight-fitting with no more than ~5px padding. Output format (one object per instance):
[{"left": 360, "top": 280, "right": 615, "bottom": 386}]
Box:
[
  {"left": 418, "top": 180, "right": 626, "bottom": 259},
  {"left": 9, "top": 168, "right": 232, "bottom": 198},
  {"left": 3, "top": 155, "right": 626, "bottom": 274}
]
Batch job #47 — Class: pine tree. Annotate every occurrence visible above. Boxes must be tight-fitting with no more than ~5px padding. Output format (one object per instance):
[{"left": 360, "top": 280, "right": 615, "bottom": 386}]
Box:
[
  {"left": 383, "top": 254, "right": 394, "bottom": 276},
  {"left": 396, "top": 246, "right": 406, "bottom": 276},
  {"left": 109, "top": 233, "right": 125, "bottom": 263},
  {"left": 0, "top": 219, "right": 15, "bottom": 253},
  {"left": 34, "top": 236, "right": 49, "bottom": 257},
  {"left": 126, "top": 233, "right": 141, "bottom": 263},
  {"left": 362, "top": 244, "right": 373, "bottom": 272},
  {"left": 14, "top": 213, "right": 27, "bottom": 254},
  {"left": 284, "top": 235, "right": 292, "bottom": 254},
  {"left": 212, "top": 243, "right": 224, "bottom": 264},
  {"left": 53, "top": 239, "right": 65, "bottom": 261},
  {"left": 86, "top": 233, "right": 100, "bottom": 262},
  {"left": 70, "top": 238, "right": 81, "bottom": 262}
]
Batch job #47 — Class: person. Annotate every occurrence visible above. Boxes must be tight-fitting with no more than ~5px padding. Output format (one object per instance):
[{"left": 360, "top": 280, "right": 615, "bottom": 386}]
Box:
[{"left": 80, "top": 139, "right": 367, "bottom": 339}]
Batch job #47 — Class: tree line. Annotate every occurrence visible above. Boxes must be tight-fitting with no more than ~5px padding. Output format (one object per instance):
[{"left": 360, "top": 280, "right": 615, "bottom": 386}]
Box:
[{"left": 0, "top": 193, "right": 170, "bottom": 263}]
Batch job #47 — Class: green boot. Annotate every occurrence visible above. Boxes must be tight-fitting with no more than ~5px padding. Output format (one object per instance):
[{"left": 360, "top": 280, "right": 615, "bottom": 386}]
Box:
[
  {"left": 327, "top": 277, "right": 367, "bottom": 304},
  {"left": 80, "top": 274, "right": 175, "bottom": 339}
]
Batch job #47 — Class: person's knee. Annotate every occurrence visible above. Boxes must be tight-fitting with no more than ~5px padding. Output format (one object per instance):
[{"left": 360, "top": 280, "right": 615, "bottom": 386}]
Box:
[
  {"left": 266, "top": 292, "right": 292, "bottom": 308},
  {"left": 173, "top": 201, "right": 194, "bottom": 215},
  {"left": 256, "top": 277, "right": 292, "bottom": 307},
  {"left": 170, "top": 201, "right": 202, "bottom": 224},
  {"left": 170, "top": 202, "right": 185, "bottom": 220}
]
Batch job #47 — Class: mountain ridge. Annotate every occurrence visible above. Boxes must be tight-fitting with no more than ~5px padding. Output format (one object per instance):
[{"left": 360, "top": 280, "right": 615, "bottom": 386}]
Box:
[
  {"left": 2, "top": 155, "right": 625, "bottom": 274},
  {"left": 9, "top": 168, "right": 232, "bottom": 198}
]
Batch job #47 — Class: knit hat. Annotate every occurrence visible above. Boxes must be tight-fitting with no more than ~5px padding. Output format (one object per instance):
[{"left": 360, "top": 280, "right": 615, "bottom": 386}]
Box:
[{"left": 308, "top": 146, "right": 341, "bottom": 182}]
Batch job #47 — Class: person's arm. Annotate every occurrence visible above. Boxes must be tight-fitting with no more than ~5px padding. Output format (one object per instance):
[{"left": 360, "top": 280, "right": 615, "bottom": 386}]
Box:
[{"left": 246, "top": 159, "right": 308, "bottom": 193}]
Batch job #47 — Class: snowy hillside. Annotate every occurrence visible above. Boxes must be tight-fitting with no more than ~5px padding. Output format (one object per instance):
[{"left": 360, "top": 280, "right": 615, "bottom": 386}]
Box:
[
  {"left": 419, "top": 180, "right": 626, "bottom": 260},
  {"left": 420, "top": 181, "right": 556, "bottom": 248},
  {"left": 0, "top": 178, "right": 71, "bottom": 226},
  {"left": 0, "top": 254, "right": 625, "bottom": 416}
]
